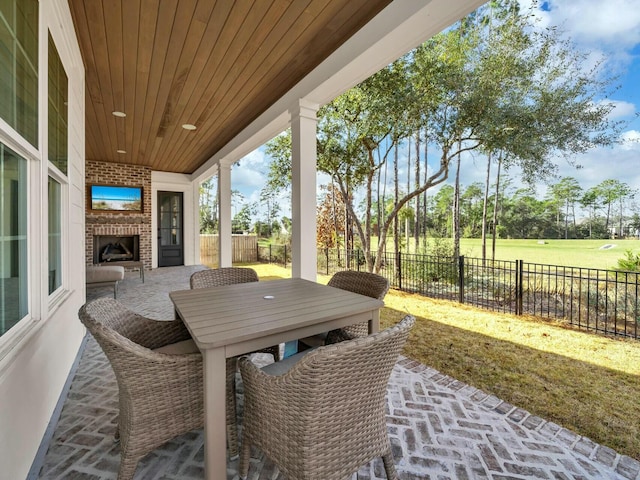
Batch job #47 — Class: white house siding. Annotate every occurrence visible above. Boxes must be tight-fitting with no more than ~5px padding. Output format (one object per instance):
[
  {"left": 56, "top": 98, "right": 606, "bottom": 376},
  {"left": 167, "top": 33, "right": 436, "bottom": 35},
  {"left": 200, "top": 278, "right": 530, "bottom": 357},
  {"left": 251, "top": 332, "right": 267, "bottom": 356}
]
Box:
[{"left": 0, "top": 1, "right": 86, "bottom": 479}]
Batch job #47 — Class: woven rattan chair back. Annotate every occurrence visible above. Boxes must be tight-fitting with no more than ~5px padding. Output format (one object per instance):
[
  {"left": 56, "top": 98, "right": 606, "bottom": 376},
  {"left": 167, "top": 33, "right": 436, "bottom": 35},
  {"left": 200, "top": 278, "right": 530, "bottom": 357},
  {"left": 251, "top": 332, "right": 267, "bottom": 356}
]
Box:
[
  {"left": 78, "top": 298, "right": 203, "bottom": 480},
  {"left": 189, "top": 267, "right": 258, "bottom": 288},
  {"left": 326, "top": 270, "right": 390, "bottom": 341},
  {"left": 239, "top": 314, "right": 415, "bottom": 480}
]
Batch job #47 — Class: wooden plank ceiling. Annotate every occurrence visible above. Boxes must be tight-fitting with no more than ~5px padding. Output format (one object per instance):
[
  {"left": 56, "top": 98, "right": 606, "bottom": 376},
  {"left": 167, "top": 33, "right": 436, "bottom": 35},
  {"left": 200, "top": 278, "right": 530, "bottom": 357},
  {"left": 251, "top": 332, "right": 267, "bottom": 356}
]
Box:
[{"left": 68, "top": 0, "right": 393, "bottom": 174}]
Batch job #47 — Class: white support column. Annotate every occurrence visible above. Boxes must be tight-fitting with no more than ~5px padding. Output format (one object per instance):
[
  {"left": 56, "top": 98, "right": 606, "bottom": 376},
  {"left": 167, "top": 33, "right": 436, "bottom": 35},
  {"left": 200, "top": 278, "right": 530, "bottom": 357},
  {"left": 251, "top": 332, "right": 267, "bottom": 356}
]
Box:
[
  {"left": 218, "top": 162, "right": 232, "bottom": 267},
  {"left": 290, "top": 99, "right": 318, "bottom": 280},
  {"left": 191, "top": 180, "right": 201, "bottom": 266}
]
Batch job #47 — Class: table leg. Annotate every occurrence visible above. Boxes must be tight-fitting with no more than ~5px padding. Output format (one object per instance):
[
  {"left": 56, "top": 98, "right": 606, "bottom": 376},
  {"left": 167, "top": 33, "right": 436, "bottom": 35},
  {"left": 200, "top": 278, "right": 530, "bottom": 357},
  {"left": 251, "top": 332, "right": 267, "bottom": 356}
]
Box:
[
  {"left": 369, "top": 309, "right": 380, "bottom": 334},
  {"left": 203, "top": 347, "right": 227, "bottom": 480}
]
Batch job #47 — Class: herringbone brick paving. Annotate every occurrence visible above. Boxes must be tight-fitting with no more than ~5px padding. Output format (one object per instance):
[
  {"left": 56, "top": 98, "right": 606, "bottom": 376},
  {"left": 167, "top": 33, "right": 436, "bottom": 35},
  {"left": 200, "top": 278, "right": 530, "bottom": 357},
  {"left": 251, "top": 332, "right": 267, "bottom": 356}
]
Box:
[{"left": 33, "top": 266, "right": 640, "bottom": 480}]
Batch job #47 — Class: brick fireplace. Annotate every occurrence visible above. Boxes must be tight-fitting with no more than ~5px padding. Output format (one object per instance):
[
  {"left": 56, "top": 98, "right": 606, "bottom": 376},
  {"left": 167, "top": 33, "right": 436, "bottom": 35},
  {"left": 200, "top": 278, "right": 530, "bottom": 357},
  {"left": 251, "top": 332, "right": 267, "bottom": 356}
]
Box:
[{"left": 85, "top": 160, "right": 152, "bottom": 271}]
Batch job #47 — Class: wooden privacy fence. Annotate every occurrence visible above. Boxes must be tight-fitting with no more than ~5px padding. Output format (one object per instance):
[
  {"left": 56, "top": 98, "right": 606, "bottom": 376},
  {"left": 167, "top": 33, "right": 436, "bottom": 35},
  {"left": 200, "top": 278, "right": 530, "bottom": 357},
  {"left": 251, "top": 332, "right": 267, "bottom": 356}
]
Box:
[{"left": 199, "top": 234, "right": 258, "bottom": 266}]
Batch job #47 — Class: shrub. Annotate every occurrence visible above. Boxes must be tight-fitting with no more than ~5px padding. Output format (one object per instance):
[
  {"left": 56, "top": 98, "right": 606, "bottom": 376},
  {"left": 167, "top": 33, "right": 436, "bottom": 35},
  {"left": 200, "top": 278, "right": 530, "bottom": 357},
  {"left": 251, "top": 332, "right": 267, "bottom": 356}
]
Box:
[{"left": 615, "top": 249, "right": 640, "bottom": 272}]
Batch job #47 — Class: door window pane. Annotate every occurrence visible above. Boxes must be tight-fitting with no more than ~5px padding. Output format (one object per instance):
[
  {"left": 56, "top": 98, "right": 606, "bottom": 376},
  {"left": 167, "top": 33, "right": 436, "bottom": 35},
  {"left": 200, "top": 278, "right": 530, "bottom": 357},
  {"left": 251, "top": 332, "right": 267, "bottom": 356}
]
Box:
[
  {"left": 0, "top": 142, "right": 28, "bottom": 336},
  {"left": 48, "top": 33, "right": 67, "bottom": 174},
  {"left": 159, "top": 193, "right": 182, "bottom": 246},
  {"left": 0, "top": 0, "right": 38, "bottom": 146},
  {"left": 48, "top": 176, "right": 61, "bottom": 294}
]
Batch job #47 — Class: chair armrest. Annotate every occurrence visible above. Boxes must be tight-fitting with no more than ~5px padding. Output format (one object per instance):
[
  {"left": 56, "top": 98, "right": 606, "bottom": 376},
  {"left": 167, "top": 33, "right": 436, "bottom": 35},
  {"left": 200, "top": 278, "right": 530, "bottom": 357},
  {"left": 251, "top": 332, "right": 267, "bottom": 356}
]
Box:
[
  {"left": 106, "top": 337, "right": 203, "bottom": 397},
  {"left": 238, "top": 356, "right": 293, "bottom": 398},
  {"left": 120, "top": 314, "right": 192, "bottom": 349}
]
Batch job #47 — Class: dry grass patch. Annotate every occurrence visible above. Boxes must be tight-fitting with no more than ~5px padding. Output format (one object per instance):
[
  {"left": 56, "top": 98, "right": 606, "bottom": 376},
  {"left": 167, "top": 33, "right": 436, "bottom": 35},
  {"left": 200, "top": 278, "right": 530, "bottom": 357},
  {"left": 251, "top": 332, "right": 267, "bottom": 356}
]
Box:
[{"left": 247, "top": 264, "right": 640, "bottom": 460}]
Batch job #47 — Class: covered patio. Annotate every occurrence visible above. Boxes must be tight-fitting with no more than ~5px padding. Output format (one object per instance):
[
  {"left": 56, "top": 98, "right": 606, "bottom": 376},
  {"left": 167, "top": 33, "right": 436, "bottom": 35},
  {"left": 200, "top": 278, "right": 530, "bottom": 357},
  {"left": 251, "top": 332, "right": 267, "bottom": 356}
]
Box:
[
  {"left": 32, "top": 267, "right": 636, "bottom": 480},
  {"left": 3, "top": 2, "right": 639, "bottom": 479}
]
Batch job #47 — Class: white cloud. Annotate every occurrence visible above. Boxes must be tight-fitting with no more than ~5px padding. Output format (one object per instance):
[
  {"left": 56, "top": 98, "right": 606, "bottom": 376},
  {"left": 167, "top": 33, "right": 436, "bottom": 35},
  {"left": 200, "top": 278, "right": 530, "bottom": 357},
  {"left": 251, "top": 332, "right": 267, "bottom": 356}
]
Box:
[
  {"left": 539, "top": 142, "right": 640, "bottom": 192},
  {"left": 619, "top": 130, "right": 640, "bottom": 150},
  {"left": 232, "top": 149, "right": 268, "bottom": 192},
  {"left": 605, "top": 100, "right": 637, "bottom": 120},
  {"left": 543, "top": 0, "right": 640, "bottom": 49},
  {"left": 452, "top": 139, "right": 640, "bottom": 198},
  {"left": 522, "top": 1, "right": 640, "bottom": 83}
]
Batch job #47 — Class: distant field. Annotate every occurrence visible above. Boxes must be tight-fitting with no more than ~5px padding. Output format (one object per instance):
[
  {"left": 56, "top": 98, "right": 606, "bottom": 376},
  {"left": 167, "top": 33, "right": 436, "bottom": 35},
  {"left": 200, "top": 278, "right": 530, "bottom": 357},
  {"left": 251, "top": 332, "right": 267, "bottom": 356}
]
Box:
[
  {"left": 369, "top": 237, "right": 640, "bottom": 270},
  {"left": 456, "top": 238, "right": 640, "bottom": 271}
]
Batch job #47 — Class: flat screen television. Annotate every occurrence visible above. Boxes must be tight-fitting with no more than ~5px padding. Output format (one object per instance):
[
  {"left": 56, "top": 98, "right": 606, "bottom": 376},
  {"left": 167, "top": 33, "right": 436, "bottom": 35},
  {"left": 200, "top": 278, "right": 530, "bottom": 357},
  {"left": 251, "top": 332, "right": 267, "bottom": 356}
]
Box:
[{"left": 89, "top": 185, "right": 143, "bottom": 212}]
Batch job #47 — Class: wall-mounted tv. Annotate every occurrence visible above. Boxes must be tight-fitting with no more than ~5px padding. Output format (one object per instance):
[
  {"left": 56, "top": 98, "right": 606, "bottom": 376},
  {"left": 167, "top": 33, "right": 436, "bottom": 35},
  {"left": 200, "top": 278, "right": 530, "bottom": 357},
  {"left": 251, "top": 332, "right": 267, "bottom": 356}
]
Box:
[{"left": 89, "top": 185, "right": 143, "bottom": 212}]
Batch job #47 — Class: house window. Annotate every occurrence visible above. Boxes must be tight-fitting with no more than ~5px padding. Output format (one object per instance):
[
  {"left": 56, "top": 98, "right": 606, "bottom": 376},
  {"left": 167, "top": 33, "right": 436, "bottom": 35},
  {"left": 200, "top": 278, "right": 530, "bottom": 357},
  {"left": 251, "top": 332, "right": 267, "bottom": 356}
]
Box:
[
  {"left": 47, "top": 32, "right": 67, "bottom": 295},
  {"left": 0, "top": 143, "right": 28, "bottom": 337},
  {"left": 48, "top": 177, "right": 61, "bottom": 294},
  {"left": 0, "top": 0, "right": 39, "bottom": 147},
  {"left": 48, "top": 33, "right": 67, "bottom": 174}
]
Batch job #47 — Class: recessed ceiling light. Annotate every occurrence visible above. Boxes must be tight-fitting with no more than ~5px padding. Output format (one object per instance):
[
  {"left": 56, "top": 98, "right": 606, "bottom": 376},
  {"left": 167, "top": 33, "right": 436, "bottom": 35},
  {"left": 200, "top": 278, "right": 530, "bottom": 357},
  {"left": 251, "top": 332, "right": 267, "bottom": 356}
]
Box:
[
  {"left": 182, "top": 124, "right": 197, "bottom": 130},
  {"left": 112, "top": 111, "right": 126, "bottom": 117},
  {"left": 116, "top": 150, "right": 126, "bottom": 154}
]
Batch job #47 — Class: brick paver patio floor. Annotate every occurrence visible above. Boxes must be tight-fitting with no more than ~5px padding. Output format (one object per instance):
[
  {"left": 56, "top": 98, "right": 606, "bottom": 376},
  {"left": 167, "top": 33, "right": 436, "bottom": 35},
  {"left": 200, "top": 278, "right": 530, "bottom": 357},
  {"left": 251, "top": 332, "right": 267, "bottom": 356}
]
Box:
[{"left": 32, "top": 266, "right": 640, "bottom": 480}]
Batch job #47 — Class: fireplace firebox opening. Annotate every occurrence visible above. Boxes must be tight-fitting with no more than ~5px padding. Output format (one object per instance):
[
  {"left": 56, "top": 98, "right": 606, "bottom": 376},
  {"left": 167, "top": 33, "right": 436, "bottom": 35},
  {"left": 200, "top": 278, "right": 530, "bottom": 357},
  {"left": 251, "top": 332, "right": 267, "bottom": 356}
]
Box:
[{"left": 93, "top": 235, "right": 140, "bottom": 264}]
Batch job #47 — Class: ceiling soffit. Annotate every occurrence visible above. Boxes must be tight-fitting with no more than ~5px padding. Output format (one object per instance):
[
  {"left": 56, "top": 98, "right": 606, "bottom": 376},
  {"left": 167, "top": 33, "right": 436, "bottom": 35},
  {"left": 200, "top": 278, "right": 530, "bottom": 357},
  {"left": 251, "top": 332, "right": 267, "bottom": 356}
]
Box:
[{"left": 68, "top": 0, "right": 393, "bottom": 174}]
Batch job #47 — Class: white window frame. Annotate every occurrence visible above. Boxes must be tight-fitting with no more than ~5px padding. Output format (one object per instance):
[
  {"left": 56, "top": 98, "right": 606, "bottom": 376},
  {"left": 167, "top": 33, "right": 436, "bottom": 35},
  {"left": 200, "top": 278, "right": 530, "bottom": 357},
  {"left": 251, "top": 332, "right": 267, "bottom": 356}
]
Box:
[
  {"left": 0, "top": 134, "right": 38, "bottom": 364},
  {"left": 45, "top": 27, "right": 69, "bottom": 307},
  {"left": 47, "top": 164, "right": 68, "bottom": 306}
]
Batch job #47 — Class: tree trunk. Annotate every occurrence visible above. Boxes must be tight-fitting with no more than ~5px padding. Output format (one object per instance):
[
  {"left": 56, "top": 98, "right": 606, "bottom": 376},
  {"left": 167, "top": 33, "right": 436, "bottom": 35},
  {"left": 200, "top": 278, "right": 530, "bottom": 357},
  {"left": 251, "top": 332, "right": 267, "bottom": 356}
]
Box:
[
  {"left": 405, "top": 217, "right": 410, "bottom": 250},
  {"left": 414, "top": 131, "right": 421, "bottom": 253},
  {"left": 376, "top": 151, "right": 381, "bottom": 248},
  {"left": 362, "top": 145, "right": 378, "bottom": 270},
  {"left": 564, "top": 199, "right": 569, "bottom": 239},
  {"left": 382, "top": 143, "right": 388, "bottom": 254},
  {"left": 619, "top": 197, "right": 624, "bottom": 238},
  {"left": 394, "top": 140, "right": 400, "bottom": 281},
  {"left": 422, "top": 137, "right": 429, "bottom": 247},
  {"left": 453, "top": 142, "right": 461, "bottom": 259},
  {"left": 406, "top": 136, "right": 412, "bottom": 252},
  {"left": 481, "top": 152, "right": 492, "bottom": 266},
  {"left": 491, "top": 154, "right": 501, "bottom": 261},
  {"left": 332, "top": 181, "right": 341, "bottom": 265}
]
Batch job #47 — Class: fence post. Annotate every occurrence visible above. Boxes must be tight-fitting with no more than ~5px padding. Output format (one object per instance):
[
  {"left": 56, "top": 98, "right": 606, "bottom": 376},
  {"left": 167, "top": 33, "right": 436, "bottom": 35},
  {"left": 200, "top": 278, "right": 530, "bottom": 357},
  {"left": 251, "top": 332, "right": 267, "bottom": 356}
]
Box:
[
  {"left": 516, "top": 259, "right": 524, "bottom": 315},
  {"left": 458, "top": 255, "right": 465, "bottom": 304},
  {"left": 357, "top": 249, "right": 361, "bottom": 272},
  {"left": 325, "top": 248, "right": 329, "bottom": 275},
  {"left": 397, "top": 252, "right": 402, "bottom": 290}
]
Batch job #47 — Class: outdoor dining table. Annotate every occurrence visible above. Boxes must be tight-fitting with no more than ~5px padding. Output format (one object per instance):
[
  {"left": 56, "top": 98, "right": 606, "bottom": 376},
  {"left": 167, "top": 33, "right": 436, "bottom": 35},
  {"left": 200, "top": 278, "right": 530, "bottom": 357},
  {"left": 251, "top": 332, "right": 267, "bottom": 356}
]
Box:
[{"left": 169, "top": 277, "right": 384, "bottom": 480}]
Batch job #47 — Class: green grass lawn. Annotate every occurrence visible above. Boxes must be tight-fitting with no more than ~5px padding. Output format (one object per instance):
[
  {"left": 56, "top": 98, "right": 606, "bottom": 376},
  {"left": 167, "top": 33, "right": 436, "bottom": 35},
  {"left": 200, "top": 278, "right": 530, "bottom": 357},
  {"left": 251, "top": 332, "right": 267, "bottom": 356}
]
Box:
[
  {"left": 244, "top": 262, "right": 640, "bottom": 461},
  {"left": 368, "top": 237, "right": 640, "bottom": 270},
  {"left": 458, "top": 238, "right": 640, "bottom": 270},
  {"left": 257, "top": 236, "right": 640, "bottom": 270}
]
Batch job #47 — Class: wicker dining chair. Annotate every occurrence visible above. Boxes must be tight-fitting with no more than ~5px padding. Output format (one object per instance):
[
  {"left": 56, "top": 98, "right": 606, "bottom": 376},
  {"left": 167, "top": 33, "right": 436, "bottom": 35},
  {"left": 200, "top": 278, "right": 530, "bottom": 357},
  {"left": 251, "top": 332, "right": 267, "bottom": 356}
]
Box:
[
  {"left": 189, "top": 267, "right": 281, "bottom": 457},
  {"left": 239, "top": 314, "right": 415, "bottom": 480},
  {"left": 300, "top": 270, "right": 390, "bottom": 348},
  {"left": 78, "top": 298, "right": 203, "bottom": 480}
]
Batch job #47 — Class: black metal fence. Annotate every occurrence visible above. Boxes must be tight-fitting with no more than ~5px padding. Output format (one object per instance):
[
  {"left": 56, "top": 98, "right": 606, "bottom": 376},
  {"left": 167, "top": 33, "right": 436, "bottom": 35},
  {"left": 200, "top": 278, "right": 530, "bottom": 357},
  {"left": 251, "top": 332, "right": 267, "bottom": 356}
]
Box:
[
  {"left": 257, "top": 244, "right": 291, "bottom": 267},
  {"left": 314, "top": 247, "right": 640, "bottom": 340}
]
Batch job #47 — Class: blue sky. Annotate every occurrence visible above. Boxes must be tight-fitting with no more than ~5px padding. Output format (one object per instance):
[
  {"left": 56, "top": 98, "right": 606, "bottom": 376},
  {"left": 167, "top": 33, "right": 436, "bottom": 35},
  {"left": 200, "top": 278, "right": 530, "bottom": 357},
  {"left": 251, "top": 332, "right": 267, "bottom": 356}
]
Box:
[
  {"left": 514, "top": 0, "right": 640, "bottom": 194},
  {"left": 230, "top": 0, "right": 640, "bottom": 219}
]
